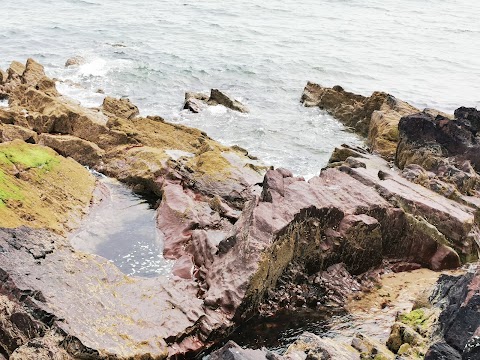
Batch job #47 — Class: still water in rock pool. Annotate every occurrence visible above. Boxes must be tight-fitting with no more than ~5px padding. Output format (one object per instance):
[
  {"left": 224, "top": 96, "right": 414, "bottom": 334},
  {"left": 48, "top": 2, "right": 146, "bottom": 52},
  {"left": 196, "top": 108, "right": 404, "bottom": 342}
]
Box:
[{"left": 70, "top": 172, "right": 173, "bottom": 277}]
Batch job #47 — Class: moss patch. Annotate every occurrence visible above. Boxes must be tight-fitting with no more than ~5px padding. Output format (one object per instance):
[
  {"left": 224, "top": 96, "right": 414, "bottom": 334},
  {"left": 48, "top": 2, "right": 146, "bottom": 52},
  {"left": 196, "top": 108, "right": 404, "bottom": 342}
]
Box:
[
  {"left": 0, "top": 169, "right": 23, "bottom": 207},
  {"left": 0, "top": 140, "right": 59, "bottom": 171},
  {"left": 399, "top": 309, "right": 430, "bottom": 329},
  {"left": 0, "top": 140, "right": 95, "bottom": 233}
]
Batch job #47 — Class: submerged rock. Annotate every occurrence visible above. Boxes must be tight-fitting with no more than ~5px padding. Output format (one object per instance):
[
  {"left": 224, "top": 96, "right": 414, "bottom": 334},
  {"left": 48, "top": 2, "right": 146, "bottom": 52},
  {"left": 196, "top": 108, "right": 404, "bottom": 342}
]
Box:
[
  {"left": 184, "top": 89, "right": 248, "bottom": 113},
  {"left": 64, "top": 56, "right": 85, "bottom": 67}
]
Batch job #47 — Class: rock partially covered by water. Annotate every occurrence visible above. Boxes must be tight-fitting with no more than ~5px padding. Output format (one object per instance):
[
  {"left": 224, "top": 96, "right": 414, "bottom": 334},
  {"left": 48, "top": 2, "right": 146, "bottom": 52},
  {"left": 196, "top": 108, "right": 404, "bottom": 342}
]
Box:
[
  {"left": 184, "top": 89, "right": 248, "bottom": 113},
  {"left": 0, "top": 227, "right": 209, "bottom": 359},
  {"left": 301, "top": 82, "right": 419, "bottom": 159},
  {"left": 64, "top": 56, "right": 85, "bottom": 67}
]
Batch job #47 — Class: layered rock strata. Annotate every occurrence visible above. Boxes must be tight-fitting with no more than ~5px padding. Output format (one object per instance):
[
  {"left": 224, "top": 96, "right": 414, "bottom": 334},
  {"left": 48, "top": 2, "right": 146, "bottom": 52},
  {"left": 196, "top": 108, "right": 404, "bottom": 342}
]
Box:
[{"left": 1, "top": 60, "right": 480, "bottom": 359}]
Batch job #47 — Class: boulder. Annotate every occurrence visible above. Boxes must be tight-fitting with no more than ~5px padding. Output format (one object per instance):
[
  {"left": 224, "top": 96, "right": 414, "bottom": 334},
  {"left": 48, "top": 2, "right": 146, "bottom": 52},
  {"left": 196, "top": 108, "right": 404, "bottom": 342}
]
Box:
[
  {"left": 454, "top": 106, "right": 480, "bottom": 133},
  {"left": 1, "top": 124, "right": 38, "bottom": 143},
  {"left": 102, "top": 96, "right": 139, "bottom": 120},
  {"left": 184, "top": 92, "right": 209, "bottom": 113},
  {"left": 183, "top": 89, "right": 248, "bottom": 113},
  {"left": 64, "top": 56, "right": 85, "bottom": 67},
  {"left": 209, "top": 341, "right": 280, "bottom": 360},
  {"left": 38, "top": 133, "right": 105, "bottom": 167},
  {"left": 208, "top": 89, "right": 248, "bottom": 113},
  {"left": 351, "top": 333, "right": 395, "bottom": 359}
]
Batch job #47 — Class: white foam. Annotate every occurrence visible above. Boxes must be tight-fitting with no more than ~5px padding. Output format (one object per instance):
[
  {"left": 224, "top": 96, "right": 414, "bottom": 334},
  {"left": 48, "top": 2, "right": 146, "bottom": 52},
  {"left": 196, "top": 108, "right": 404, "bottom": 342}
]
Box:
[
  {"left": 207, "top": 104, "right": 228, "bottom": 115},
  {"left": 165, "top": 149, "right": 195, "bottom": 160},
  {"left": 78, "top": 57, "right": 108, "bottom": 77}
]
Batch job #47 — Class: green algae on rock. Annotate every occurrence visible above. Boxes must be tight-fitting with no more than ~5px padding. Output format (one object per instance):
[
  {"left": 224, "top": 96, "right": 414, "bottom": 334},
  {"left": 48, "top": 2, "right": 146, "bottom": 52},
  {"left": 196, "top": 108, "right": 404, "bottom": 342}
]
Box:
[{"left": 0, "top": 140, "right": 95, "bottom": 233}]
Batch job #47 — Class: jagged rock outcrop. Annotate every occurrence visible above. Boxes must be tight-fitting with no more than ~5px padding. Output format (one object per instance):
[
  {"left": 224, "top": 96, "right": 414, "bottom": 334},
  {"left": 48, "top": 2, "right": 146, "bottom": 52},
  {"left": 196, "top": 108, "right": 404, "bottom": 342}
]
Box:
[
  {"left": 198, "top": 145, "right": 478, "bottom": 322},
  {"left": 396, "top": 110, "right": 480, "bottom": 197},
  {"left": 301, "top": 82, "right": 419, "bottom": 159},
  {"left": 425, "top": 266, "right": 480, "bottom": 359},
  {"left": 1, "top": 59, "right": 479, "bottom": 359},
  {"left": 184, "top": 89, "right": 248, "bottom": 113}
]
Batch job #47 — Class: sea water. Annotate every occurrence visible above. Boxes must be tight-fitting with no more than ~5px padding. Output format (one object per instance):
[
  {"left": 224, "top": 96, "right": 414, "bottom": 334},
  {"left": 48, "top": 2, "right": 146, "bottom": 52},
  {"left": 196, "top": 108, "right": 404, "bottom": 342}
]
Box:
[{"left": 2, "top": 0, "right": 479, "bottom": 177}]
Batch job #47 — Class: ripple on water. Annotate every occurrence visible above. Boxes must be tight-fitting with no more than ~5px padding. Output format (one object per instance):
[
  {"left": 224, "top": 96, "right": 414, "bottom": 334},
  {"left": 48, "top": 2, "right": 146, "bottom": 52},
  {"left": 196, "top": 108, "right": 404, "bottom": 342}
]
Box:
[{"left": 70, "top": 173, "right": 173, "bottom": 278}]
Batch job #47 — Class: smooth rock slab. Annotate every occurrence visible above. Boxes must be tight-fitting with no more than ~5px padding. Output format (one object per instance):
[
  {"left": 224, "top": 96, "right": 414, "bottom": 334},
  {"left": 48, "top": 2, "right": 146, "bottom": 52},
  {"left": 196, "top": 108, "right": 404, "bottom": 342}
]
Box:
[{"left": 0, "top": 227, "right": 208, "bottom": 359}]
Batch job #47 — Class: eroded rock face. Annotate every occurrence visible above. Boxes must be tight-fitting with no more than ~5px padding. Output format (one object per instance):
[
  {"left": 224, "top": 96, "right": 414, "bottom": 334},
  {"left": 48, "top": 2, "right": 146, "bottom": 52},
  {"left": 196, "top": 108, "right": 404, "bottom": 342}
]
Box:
[
  {"left": 396, "top": 110, "right": 480, "bottom": 197},
  {"left": 301, "top": 82, "right": 419, "bottom": 159},
  {"left": 198, "top": 145, "right": 478, "bottom": 323}
]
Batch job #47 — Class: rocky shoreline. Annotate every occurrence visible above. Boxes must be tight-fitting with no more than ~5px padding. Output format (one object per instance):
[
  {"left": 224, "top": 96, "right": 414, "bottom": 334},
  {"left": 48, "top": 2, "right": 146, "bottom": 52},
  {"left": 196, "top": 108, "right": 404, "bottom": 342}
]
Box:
[{"left": 1, "top": 59, "right": 479, "bottom": 359}]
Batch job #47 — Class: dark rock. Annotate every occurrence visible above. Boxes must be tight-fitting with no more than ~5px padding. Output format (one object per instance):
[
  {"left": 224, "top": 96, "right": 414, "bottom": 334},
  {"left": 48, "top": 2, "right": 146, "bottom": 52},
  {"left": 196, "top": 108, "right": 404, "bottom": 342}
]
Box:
[
  {"left": 463, "top": 336, "right": 480, "bottom": 360},
  {"left": 454, "top": 107, "right": 480, "bottom": 133},
  {"left": 396, "top": 111, "right": 480, "bottom": 195},
  {"left": 424, "top": 342, "right": 461, "bottom": 360},
  {"left": 424, "top": 266, "right": 480, "bottom": 358},
  {"left": 208, "top": 89, "right": 248, "bottom": 113}
]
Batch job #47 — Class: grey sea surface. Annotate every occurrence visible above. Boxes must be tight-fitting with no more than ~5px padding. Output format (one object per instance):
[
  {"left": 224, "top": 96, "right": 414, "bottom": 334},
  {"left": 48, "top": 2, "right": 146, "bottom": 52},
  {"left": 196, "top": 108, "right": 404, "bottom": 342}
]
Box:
[{"left": 3, "top": 0, "right": 479, "bottom": 177}]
